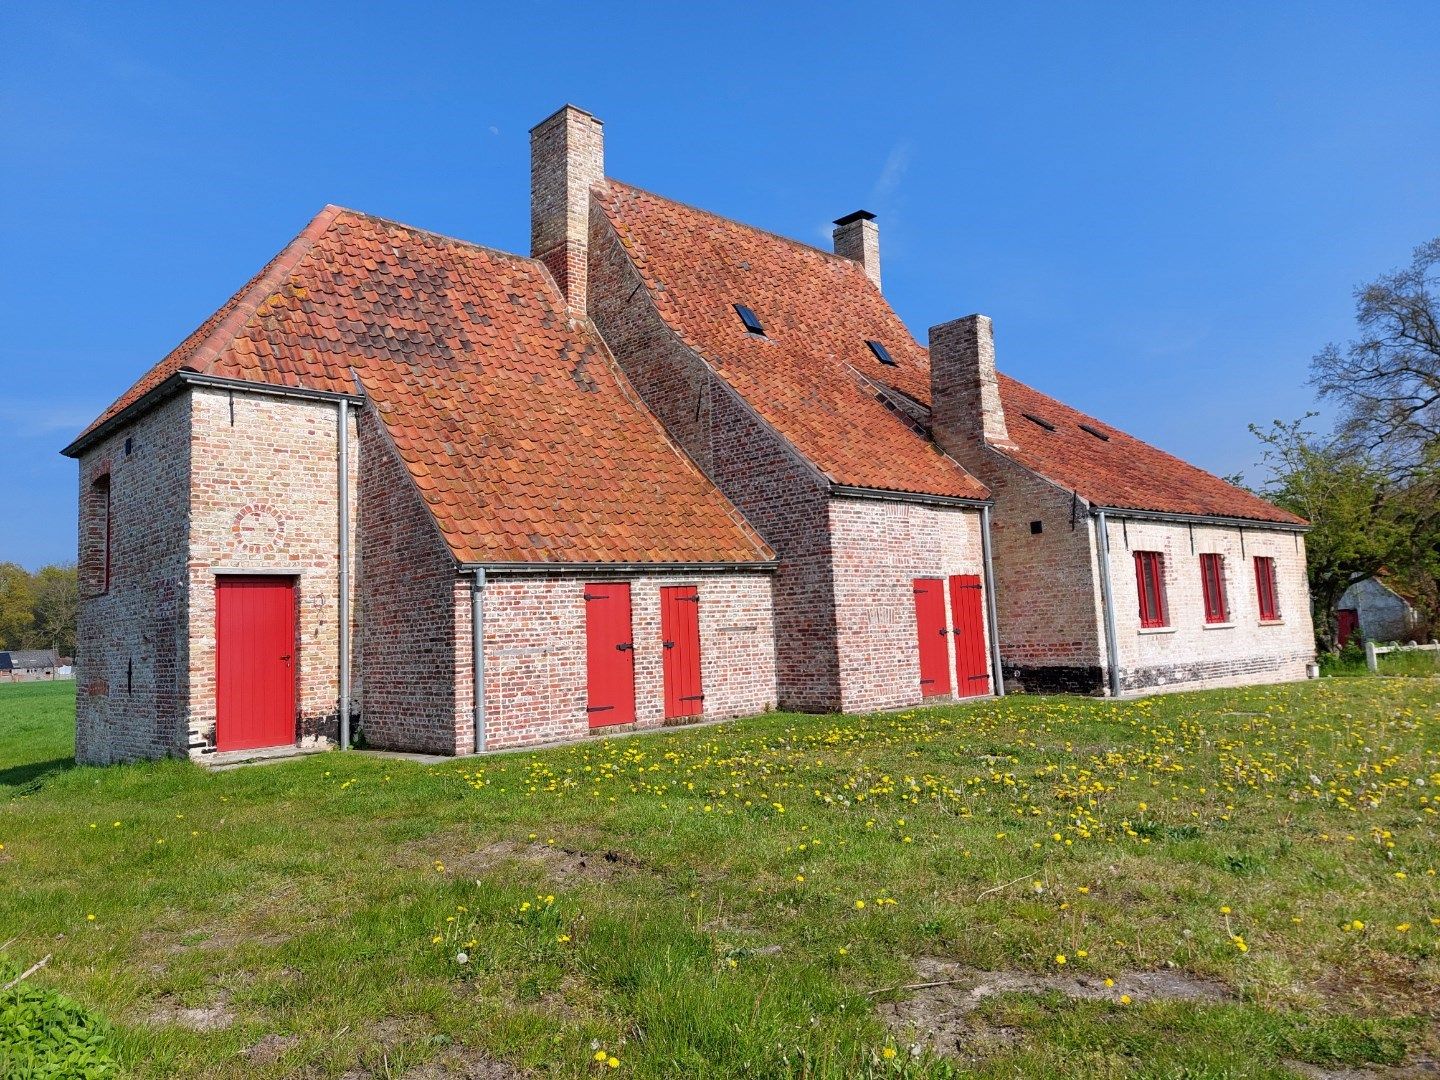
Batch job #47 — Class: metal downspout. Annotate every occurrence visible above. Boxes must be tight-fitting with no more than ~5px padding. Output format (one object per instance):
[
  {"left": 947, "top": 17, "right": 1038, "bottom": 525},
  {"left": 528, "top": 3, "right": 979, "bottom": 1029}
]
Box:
[
  {"left": 337, "top": 400, "right": 352, "bottom": 749},
  {"left": 471, "top": 570, "right": 486, "bottom": 753},
  {"left": 979, "top": 504, "right": 1006, "bottom": 697},
  {"left": 1095, "top": 509, "right": 1122, "bottom": 697}
]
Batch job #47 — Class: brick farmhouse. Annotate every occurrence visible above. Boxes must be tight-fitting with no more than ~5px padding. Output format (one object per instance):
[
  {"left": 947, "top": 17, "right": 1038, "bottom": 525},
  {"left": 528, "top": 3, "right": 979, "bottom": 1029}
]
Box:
[{"left": 64, "top": 106, "right": 1314, "bottom": 764}]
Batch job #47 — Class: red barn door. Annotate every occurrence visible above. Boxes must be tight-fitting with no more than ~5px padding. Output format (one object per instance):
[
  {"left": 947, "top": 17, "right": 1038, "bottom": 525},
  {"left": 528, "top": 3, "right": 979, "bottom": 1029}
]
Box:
[
  {"left": 1337, "top": 608, "right": 1360, "bottom": 647},
  {"left": 215, "top": 576, "right": 297, "bottom": 751},
  {"left": 660, "top": 585, "right": 703, "bottom": 719},
  {"left": 585, "top": 583, "right": 636, "bottom": 728},
  {"left": 948, "top": 574, "right": 991, "bottom": 697},
  {"left": 912, "top": 578, "right": 952, "bottom": 698}
]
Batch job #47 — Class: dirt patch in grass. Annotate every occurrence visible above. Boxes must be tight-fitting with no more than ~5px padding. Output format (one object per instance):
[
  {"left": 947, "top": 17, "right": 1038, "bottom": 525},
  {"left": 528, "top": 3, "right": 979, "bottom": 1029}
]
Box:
[
  {"left": 400, "top": 1047, "right": 527, "bottom": 1078},
  {"left": 879, "top": 957, "right": 1233, "bottom": 1059},
  {"left": 244, "top": 1033, "right": 300, "bottom": 1064},
  {"left": 418, "top": 836, "right": 645, "bottom": 883},
  {"left": 1286, "top": 1059, "right": 1440, "bottom": 1079},
  {"left": 1316, "top": 955, "right": 1440, "bottom": 1019},
  {"left": 147, "top": 991, "right": 235, "bottom": 1031}
]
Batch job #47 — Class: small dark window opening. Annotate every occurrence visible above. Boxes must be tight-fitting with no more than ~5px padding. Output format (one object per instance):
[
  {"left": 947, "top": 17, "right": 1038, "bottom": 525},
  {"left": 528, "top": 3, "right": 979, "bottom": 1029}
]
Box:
[
  {"left": 866, "top": 340, "right": 897, "bottom": 366},
  {"left": 1021, "top": 412, "right": 1056, "bottom": 432},
  {"left": 124, "top": 437, "right": 133, "bottom": 455},
  {"left": 127, "top": 658, "right": 133, "bottom": 695},
  {"left": 733, "top": 304, "right": 765, "bottom": 335},
  {"left": 1078, "top": 423, "right": 1110, "bottom": 441},
  {"left": 1030, "top": 520, "right": 1043, "bottom": 535}
]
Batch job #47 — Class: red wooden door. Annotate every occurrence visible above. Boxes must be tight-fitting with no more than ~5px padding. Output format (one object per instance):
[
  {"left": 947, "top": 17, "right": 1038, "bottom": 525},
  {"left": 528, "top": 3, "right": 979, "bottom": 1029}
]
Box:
[
  {"left": 1337, "top": 608, "right": 1360, "bottom": 647},
  {"left": 912, "top": 578, "right": 952, "bottom": 697},
  {"left": 215, "top": 576, "right": 297, "bottom": 751},
  {"left": 585, "top": 583, "right": 636, "bottom": 728},
  {"left": 948, "top": 574, "right": 991, "bottom": 697},
  {"left": 660, "top": 585, "right": 703, "bottom": 719}
]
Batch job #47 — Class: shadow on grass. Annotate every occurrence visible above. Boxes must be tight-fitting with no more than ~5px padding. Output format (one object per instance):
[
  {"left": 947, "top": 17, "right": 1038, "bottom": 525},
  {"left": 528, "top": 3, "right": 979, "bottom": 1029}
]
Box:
[{"left": 0, "top": 756, "right": 76, "bottom": 793}]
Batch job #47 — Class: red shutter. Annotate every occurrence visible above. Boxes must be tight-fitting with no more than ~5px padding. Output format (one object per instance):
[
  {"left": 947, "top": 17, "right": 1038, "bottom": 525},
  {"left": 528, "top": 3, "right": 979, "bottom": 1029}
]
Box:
[
  {"left": 948, "top": 574, "right": 991, "bottom": 697},
  {"left": 1200, "top": 554, "right": 1228, "bottom": 623},
  {"left": 660, "top": 585, "right": 703, "bottom": 719},
  {"left": 585, "top": 583, "right": 636, "bottom": 728},
  {"left": 215, "top": 576, "right": 297, "bottom": 751},
  {"left": 1135, "top": 552, "right": 1168, "bottom": 628},
  {"left": 912, "top": 578, "right": 952, "bottom": 697},
  {"left": 1254, "top": 557, "right": 1279, "bottom": 620}
]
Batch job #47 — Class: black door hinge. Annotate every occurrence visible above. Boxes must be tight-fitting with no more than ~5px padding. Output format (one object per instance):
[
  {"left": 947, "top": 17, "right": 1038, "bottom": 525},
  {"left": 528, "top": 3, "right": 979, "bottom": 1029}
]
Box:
[{"left": 616, "top": 642, "right": 634, "bottom": 651}]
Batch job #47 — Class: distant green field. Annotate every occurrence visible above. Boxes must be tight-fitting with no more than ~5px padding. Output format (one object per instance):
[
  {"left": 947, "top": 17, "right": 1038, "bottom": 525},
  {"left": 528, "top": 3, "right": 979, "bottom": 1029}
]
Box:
[{"left": 1, "top": 678, "right": 1436, "bottom": 1078}]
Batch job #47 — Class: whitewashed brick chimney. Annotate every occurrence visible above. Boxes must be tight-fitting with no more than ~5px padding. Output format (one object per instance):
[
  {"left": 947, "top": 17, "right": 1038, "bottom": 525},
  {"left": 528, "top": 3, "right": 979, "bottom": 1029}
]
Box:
[
  {"left": 929, "top": 313, "right": 1015, "bottom": 455},
  {"left": 832, "top": 210, "right": 880, "bottom": 290},
  {"left": 531, "top": 105, "right": 604, "bottom": 310}
]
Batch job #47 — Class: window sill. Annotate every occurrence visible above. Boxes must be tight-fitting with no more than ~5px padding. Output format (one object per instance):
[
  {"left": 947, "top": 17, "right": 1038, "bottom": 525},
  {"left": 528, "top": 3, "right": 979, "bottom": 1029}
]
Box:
[
  {"left": 1258, "top": 619, "right": 1285, "bottom": 627},
  {"left": 1203, "top": 622, "right": 1235, "bottom": 630},
  {"left": 1137, "top": 626, "right": 1176, "bottom": 635}
]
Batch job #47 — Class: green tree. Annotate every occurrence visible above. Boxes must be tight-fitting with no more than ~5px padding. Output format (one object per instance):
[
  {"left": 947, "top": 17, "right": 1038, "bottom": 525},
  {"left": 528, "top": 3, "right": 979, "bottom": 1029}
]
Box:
[
  {"left": 0, "top": 563, "right": 37, "bottom": 650},
  {"left": 30, "top": 564, "right": 78, "bottom": 657},
  {"left": 1249, "top": 418, "right": 1407, "bottom": 649}
]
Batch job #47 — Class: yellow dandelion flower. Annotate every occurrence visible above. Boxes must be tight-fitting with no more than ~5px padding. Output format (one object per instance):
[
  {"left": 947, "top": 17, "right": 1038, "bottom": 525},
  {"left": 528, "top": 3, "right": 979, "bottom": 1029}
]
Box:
[
  {"left": 882, "top": 1045, "right": 898, "bottom": 1060},
  {"left": 1120, "top": 994, "right": 1132, "bottom": 1005},
  {"left": 1055, "top": 954, "right": 1067, "bottom": 965}
]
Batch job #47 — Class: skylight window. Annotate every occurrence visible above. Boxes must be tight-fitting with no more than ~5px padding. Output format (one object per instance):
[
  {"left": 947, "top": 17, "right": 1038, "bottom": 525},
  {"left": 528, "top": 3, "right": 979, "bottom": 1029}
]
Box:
[
  {"left": 1021, "top": 412, "right": 1056, "bottom": 432},
  {"left": 1078, "top": 422, "right": 1111, "bottom": 441},
  {"left": 733, "top": 304, "right": 765, "bottom": 335},
  {"left": 866, "top": 340, "right": 898, "bottom": 366}
]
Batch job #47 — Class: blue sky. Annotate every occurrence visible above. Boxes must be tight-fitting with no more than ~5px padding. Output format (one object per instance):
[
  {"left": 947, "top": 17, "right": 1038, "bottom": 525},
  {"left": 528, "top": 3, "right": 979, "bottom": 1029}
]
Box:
[{"left": 4, "top": 2, "right": 1438, "bottom": 569}]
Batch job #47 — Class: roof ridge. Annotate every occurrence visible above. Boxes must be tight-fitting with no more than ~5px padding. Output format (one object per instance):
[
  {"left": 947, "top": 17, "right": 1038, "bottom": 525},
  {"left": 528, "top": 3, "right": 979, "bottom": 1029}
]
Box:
[
  {"left": 601, "top": 178, "right": 867, "bottom": 271},
  {"left": 326, "top": 206, "right": 549, "bottom": 270},
  {"left": 188, "top": 205, "right": 344, "bottom": 376}
]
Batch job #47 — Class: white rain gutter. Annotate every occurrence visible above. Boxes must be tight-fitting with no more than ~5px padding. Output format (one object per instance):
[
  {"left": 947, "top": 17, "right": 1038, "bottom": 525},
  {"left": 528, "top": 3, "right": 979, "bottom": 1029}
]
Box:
[
  {"left": 1094, "top": 509, "right": 1122, "bottom": 697},
  {"left": 337, "top": 400, "right": 352, "bottom": 749},
  {"left": 471, "top": 569, "right": 486, "bottom": 753},
  {"left": 979, "top": 504, "right": 1005, "bottom": 697}
]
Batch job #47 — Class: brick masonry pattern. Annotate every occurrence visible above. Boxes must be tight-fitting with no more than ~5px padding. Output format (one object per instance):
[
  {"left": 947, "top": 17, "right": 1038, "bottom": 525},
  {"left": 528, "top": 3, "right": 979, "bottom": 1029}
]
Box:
[
  {"left": 587, "top": 197, "right": 991, "bottom": 714},
  {"left": 75, "top": 393, "right": 191, "bottom": 765}
]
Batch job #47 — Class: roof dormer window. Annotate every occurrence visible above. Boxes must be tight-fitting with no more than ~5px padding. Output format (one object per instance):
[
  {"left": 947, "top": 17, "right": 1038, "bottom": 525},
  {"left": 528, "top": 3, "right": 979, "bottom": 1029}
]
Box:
[
  {"left": 733, "top": 304, "right": 765, "bottom": 336},
  {"left": 1021, "top": 412, "right": 1056, "bottom": 432},
  {"left": 865, "top": 340, "right": 897, "bottom": 366}
]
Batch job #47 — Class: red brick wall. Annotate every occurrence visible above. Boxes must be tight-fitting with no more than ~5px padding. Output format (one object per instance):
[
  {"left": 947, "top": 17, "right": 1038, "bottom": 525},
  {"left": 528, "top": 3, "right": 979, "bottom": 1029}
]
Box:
[
  {"left": 827, "top": 496, "right": 991, "bottom": 712},
  {"left": 588, "top": 209, "right": 839, "bottom": 710},
  {"left": 479, "top": 572, "right": 776, "bottom": 751},
  {"left": 944, "top": 440, "right": 1108, "bottom": 692},
  {"left": 74, "top": 393, "right": 192, "bottom": 765},
  {"left": 186, "top": 388, "right": 357, "bottom": 754},
  {"left": 356, "top": 408, "right": 471, "bottom": 753}
]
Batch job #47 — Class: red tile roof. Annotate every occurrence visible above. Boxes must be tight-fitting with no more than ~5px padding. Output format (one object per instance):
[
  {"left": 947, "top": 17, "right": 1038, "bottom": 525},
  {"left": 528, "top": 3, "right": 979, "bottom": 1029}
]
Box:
[
  {"left": 73, "top": 207, "right": 774, "bottom": 566},
  {"left": 594, "top": 182, "right": 989, "bottom": 502},
  {"left": 992, "top": 374, "right": 1306, "bottom": 525},
  {"left": 593, "top": 179, "right": 1296, "bottom": 526}
]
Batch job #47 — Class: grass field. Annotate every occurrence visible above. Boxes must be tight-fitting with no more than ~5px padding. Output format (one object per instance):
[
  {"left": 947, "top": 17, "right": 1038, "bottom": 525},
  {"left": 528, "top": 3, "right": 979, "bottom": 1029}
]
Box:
[{"left": 1, "top": 678, "right": 1437, "bottom": 1078}]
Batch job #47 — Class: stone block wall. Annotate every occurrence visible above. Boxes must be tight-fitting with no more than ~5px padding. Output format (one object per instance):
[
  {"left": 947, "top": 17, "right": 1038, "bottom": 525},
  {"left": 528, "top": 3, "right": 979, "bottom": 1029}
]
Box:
[
  {"left": 1102, "top": 517, "right": 1315, "bottom": 692},
  {"left": 74, "top": 393, "right": 192, "bottom": 764}
]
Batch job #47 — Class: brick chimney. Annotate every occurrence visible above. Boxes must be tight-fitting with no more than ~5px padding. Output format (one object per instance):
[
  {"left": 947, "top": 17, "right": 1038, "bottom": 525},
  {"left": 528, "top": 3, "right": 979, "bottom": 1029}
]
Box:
[
  {"left": 832, "top": 210, "right": 880, "bottom": 290},
  {"left": 929, "top": 314, "right": 1015, "bottom": 456},
  {"left": 530, "top": 105, "right": 604, "bottom": 310}
]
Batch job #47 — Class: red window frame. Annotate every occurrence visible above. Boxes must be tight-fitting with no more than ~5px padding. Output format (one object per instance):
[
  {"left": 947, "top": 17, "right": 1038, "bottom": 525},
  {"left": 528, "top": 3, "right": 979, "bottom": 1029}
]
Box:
[
  {"left": 1134, "top": 551, "right": 1168, "bottom": 628},
  {"left": 1199, "top": 553, "right": 1229, "bottom": 624},
  {"left": 1254, "top": 556, "right": 1280, "bottom": 621}
]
